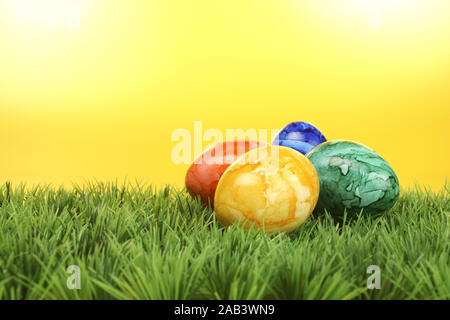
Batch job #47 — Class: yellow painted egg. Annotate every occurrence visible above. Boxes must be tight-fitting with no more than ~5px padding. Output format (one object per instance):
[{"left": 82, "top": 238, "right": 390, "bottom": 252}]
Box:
[{"left": 214, "top": 146, "right": 320, "bottom": 234}]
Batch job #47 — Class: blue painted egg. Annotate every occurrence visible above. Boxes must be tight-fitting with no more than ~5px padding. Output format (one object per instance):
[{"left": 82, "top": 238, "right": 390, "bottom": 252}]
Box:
[{"left": 272, "top": 121, "right": 327, "bottom": 155}]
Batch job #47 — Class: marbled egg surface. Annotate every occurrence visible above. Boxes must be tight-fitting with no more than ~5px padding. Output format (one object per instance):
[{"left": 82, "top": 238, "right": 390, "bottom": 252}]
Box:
[
  {"left": 306, "top": 140, "right": 399, "bottom": 216},
  {"left": 214, "top": 146, "right": 320, "bottom": 233},
  {"left": 185, "top": 140, "right": 263, "bottom": 207},
  {"left": 272, "top": 121, "right": 327, "bottom": 155}
]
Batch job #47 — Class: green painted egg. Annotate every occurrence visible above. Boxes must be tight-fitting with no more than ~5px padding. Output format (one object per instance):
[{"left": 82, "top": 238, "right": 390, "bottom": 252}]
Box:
[{"left": 306, "top": 140, "right": 399, "bottom": 216}]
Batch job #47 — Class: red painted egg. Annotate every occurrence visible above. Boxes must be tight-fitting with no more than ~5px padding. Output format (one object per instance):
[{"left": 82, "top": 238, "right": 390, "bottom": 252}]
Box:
[{"left": 185, "top": 140, "right": 264, "bottom": 207}]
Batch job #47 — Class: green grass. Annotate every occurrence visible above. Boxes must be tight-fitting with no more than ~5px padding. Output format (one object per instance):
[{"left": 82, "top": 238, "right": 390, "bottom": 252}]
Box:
[{"left": 0, "top": 181, "right": 448, "bottom": 300}]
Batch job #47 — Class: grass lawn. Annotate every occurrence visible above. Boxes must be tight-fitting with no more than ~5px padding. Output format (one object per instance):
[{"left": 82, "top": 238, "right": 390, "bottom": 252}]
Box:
[{"left": 0, "top": 181, "right": 448, "bottom": 300}]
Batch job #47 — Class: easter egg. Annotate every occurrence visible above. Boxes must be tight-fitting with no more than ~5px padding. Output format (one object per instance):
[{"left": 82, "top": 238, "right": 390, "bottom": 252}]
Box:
[
  {"left": 272, "top": 121, "right": 327, "bottom": 155},
  {"left": 214, "top": 145, "right": 320, "bottom": 234},
  {"left": 306, "top": 140, "right": 399, "bottom": 216},
  {"left": 185, "top": 140, "right": 264, "bottom": 207}
]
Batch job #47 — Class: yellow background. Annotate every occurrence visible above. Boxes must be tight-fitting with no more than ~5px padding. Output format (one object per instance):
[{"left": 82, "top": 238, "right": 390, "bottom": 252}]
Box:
[{"left": 1, "top": 0, "right": 449, "bottom": 190}]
